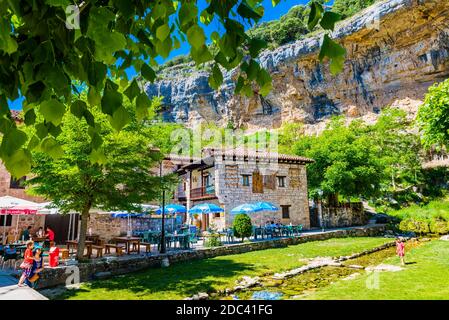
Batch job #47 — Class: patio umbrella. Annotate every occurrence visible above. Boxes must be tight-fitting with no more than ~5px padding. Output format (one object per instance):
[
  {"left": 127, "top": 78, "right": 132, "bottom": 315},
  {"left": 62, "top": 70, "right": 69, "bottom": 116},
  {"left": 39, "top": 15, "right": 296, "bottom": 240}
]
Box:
[
  {"left": 189, "top": 203, "right": 224, "bottom": 230},
  {"left": 155, "top": 204, "right": 186, "bottom": 231},
  {"left": 254, "top": 201, "right": 279, "bottom": 226},
  {"left": 230, "top": 203, "right": 262, "bottom": 214},
  {"left": 188, "top": 203, "right": 224, "bottom": 215},
  {"left": 0, "top": 196, "right": 40, "bottom": 243}
]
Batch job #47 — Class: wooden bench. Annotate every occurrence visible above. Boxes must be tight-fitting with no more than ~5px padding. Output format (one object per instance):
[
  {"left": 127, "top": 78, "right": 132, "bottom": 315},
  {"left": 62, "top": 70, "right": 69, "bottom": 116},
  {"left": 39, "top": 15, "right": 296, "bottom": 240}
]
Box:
[
  {"left": 140, "top": 242, "right": 152, "bottom": 253},
  {"left": 104, "top": 244, "right": 124, "bottom": 256},
  {"left": 91, "top": 245, "right": 104, "bottom": 258}
]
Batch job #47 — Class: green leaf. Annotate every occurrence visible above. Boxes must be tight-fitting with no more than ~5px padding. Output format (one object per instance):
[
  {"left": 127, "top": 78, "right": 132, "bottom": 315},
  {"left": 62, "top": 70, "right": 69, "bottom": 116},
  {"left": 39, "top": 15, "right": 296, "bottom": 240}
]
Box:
[
  {"left": 89, "top": 149, "right": 107, "bottom": 165},
  {"left": 179, "top": 3, "right": 198, "bottom": 27},
  {"left": 4, "top": 149, "right": 32, "bottom": 178},
  {"left": 320, "top": 12, "right": 342, "bottom": 31},
  {"left": 246, "top": 60, "right": 260, "bottom": 81},
  {"left": 39, "top": 99, "right": 66, "bottom": 126},
  {"left": 319, "top": 34, "right": 347, "bottom": 75},
  {"left": 124, "top": 79, "right": 141, "bottom": 102},
  {"left": 27, "top": 135, "right": 40, "bottom": 151},
  {"left": 70, "top": 100, "right": 87, "bottom": 119},
  {"left": 1, "top": 128, "right": 27, "bottom": 157},
  {"left": 45, "top": 0, "right": 70, "bottom": 7},
  {"left": 208, "top": 64, "right": 223, "bottom": 90},
  {"left": 141, "top": 64, "right": 156, "bottom": 82},
  {"left": 308, "top": 2, "right": 324, "bottom": 31},
  {"left": 24, "top": 109, "right": 36, "bottom": 126},
  {"left": 257, "top": 68, "right": 272, "bottom": 97},
  {"left": 35, "top": 123, "right": 48, "bottom": 139},
  {"left": 156, "top": 24, "right": 171, "bottom": 41},
  {"left": 200, "top": 10, "right": 213, "bottom": 25},
  {"left": 237, "top": 1, "right": 263, "bottom": 21},
  {"left": 187, "top": 25, "right": 206, "bottom": 50},
  {"left": 0, "top": 18, "right": 18, "bottom": 55},
  {"left": 41, "top": 137, "right": 64, "bottom": 159},
  {"left": 110, "top": 106, "right": 130, "bottom": 131},
  {"left": 87, "top": 62, "right": 107, "bottom": 89},
  {"left": 83, "top": 110, "right": 96, "bottom": 127},
  {"left": 191, "top": 45, "right": 213, "bottom": 65},
  {"left": 249, "top": 38, "right": 267, "bottom": 58},
  {"left": 87, "top": 87, "right": 101, "bottom": 107},
  {"left": 136, "top": 93, "right": 150, "bottom": 121},
  {"left": 156, "top": 38, "right": 172, "bottom": 59},
  {"left": 272, "top": 0, "right": 282, "bottom": 6},
  {"left": 101, "top": 86, "right": 123, "bottom": 116}
]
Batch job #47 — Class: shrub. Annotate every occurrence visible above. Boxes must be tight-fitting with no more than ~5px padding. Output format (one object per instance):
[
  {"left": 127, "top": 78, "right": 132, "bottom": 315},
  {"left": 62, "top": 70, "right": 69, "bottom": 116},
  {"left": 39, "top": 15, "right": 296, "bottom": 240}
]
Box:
[
  {"left": 399, "top": 218, "right": 430, "bottom": 235},
  {"left": 430, "top": 219, "right": 449, "bottom": 235},
  {"left": 233, "top": 214, "right": 253, "bottom": 241},
  {"left": 204, "top": 234, "right": 223, "bottom": 247}
]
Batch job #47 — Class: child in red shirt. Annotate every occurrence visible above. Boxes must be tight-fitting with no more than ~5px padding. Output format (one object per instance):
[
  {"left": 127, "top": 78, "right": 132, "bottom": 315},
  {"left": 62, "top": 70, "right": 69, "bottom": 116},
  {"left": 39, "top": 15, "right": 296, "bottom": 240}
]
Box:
[
  {"left": 18, "top": 240, "right": 34, "bottom": 287},
  {"left": 48, "top": 241, "right": 60, "bottom": 267},
  {"left": 396, "top": 237, "right": 405, "bottom": 266}
]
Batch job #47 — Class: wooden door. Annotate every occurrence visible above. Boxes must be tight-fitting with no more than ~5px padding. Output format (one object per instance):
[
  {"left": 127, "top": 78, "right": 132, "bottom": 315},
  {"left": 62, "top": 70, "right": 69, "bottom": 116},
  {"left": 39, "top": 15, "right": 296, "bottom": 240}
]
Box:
[{"left": 44, "top": 214, "right": 79, "bottom": 244}]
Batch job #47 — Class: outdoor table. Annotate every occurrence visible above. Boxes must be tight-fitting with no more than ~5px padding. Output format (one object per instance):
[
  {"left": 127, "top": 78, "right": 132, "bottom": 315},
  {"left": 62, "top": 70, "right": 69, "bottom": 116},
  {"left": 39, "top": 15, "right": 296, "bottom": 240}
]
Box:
[
  {"left": 166, "top": 234, "right": 190, "bottom": 250},
  {"left": 66, "top": 240, "right": 94, "bottom": 257},
  {"left": 32, "top": 237, "right": 47, "bottom": 243},
  {"left": 113, "top": 237, "right": 141, "bottom": 254},
  {"left": 86, "top": 234, "right": 100, "bottom": 245}
]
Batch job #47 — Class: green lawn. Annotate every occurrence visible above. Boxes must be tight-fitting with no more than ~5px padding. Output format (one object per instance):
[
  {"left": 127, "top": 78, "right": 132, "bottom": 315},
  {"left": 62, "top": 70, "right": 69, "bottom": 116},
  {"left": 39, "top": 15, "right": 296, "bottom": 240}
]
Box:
[
  {"left": 305, "top": 240, "right": 449, "bottom": 299},
  {"left": 57, "top": 237, "right": 389, "bottom": 300}
]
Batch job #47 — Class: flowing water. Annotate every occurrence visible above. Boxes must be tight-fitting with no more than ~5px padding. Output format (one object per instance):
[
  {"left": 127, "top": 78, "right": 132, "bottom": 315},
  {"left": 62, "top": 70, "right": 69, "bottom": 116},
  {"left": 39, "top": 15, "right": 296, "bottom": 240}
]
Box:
[{"left": 220, "top": 241, "right": 421, "bottom": 300}]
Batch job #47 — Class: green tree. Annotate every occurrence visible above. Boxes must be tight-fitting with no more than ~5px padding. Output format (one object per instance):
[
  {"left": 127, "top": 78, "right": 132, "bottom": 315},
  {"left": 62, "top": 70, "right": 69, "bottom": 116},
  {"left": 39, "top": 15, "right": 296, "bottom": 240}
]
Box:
[
  {"left": 232, "top": 213, "right": 253, "bottom": 241},
  {"left": 294, "top": 117, "right": 384, "bottom": 203},
  {"left": 26, "top": 97, "right": 175, "bottom": 260},
  {"left": 332, "top": 0, "right": 377, "bottom": 19},
  {"left": 0, "top": 1, "right": 345, "bottom": 177},
  {"left": 417, "top": 79, "right": 449, "bottom": 149}
]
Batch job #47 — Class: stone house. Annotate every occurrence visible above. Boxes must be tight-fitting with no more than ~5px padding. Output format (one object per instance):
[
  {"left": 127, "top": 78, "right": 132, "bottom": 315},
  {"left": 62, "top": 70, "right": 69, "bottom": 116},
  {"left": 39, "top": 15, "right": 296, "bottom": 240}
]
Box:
[{"left": 167, "top": 148, "right": 314, "bottom": 231}]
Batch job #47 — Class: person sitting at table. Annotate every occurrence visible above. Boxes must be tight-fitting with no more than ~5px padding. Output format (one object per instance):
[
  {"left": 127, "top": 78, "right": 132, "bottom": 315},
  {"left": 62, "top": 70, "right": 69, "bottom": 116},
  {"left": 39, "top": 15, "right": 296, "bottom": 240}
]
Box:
[
  {"left": 20, "top": 226, "right": 32, "bottom": 241},
  {"left": 45, "top": 226, "right": 55, "bottom": 242},
  {"left": 36, "top": 227, "right": 44, "bottom": 238}
]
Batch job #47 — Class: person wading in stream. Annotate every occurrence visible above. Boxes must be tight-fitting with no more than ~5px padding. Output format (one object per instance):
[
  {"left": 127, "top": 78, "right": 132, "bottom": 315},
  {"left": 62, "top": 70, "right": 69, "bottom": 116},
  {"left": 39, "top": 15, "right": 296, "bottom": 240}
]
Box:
[{"left": 396, "top": 237, "right": 405, "bottom": 266}]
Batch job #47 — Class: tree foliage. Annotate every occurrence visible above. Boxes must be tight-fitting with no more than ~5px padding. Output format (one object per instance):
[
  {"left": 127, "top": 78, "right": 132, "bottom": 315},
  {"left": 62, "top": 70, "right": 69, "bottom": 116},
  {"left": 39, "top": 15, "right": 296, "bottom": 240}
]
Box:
[
  {"left": 332, "top": 0, "right": 377, "bottom": 19},
  {"left": 0, "top": 0, "right": 346, "bottom": 177},
  {"left": 417, "top": 79, "right": 449, "bottom": 149},
  {"left": 26, "top": 95, "right": 177, "bottom": 259},
  {"left": 232, "top": 213, "right": 253, "bottom": 241}
]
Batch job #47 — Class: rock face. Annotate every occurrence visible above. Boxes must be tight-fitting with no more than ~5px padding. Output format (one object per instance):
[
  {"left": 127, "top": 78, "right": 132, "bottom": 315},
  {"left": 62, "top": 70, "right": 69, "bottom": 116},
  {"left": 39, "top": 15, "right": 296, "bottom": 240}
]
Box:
[{"left": 145, "top": 0, "right": 449, "bottom": 133}]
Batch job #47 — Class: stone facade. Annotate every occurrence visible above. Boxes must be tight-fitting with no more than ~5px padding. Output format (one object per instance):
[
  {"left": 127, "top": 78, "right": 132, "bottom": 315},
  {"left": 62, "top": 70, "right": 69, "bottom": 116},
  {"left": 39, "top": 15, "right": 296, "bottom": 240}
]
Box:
[
  {"left": 174, "top": 149, "right": 313, "bottom": 230},
  {"left": 35, "top": 224, "right": 386, "bottom": 290},
  {"left": 0, "top": 162, "right": 43, "bottom": 203}
]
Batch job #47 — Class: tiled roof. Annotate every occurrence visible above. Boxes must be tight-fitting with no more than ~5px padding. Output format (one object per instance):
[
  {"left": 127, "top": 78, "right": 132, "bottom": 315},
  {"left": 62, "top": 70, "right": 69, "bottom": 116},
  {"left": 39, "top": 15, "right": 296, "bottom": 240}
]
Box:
[{"left": 207, "top": 148, "right": 314, "bottom": 164}]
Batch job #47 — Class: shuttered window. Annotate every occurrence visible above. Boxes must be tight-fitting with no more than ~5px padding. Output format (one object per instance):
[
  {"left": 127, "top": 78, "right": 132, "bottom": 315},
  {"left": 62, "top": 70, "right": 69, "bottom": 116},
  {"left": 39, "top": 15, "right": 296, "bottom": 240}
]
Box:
[
  {"left": 252, "top": 171, "right": 263, "bottom": 193},
  {"left": 281, "top": 205, "right": 290, "bottom": 219}
]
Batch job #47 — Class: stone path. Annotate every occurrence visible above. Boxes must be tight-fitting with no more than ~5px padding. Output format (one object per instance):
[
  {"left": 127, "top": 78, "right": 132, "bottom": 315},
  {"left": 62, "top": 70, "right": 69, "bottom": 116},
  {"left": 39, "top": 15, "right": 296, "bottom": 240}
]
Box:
[{"left": 0, "top": 271, "right": 48, "bottom": 300}]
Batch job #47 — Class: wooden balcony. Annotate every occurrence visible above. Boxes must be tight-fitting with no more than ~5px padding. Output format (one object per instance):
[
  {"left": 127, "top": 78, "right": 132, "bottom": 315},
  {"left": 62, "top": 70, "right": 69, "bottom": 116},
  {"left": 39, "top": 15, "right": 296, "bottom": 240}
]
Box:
[{"left": 190, "top": 185, "right": 217, "bottom": 200}]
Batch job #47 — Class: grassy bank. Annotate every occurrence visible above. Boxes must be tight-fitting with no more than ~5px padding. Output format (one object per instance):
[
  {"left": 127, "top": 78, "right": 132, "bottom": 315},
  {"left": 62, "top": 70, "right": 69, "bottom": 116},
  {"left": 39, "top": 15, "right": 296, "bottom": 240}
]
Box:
[
  {"left": 55, "top": 237, "right": 389, "bottom": 300},
  {"left": 305, "top": 240, "right": 449, "bottom": 299}
]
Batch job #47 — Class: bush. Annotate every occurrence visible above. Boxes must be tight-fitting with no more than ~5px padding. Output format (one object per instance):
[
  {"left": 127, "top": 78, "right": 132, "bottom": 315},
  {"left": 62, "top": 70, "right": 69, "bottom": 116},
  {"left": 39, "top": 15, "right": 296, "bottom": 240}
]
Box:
[
  {"left": 232, "top": 214, "right": 253, "bottom": 241},
  {"left": 399, "top": 218, "right": 430, "bottom": 235},
  {"left": 430, "top": 219, "right": 449, "bottom": 235},
  {"left": 204, "top": 234, "right": 223, "bottom": 247}
]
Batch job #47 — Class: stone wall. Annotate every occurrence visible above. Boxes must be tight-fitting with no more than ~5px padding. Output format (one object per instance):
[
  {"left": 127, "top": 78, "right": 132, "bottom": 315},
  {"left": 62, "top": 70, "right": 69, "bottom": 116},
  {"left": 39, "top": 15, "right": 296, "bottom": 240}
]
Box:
[
  {"left": 0, "top": 163, "right": 44, "bottom": 202},
  {"left": 35, "top": 224, "right": 386, "bottom": 289},
  {"left": 215, "top": 160, "right": 310, "bottom": 229},
  {"left": 321, "top": 203, "right": 369, "bottom": 228}
]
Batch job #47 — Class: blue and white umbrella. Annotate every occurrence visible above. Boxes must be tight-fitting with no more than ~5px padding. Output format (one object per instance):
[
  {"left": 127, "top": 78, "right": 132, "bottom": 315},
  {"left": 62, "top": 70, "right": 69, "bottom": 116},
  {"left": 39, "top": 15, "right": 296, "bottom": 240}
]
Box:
[
  {"left": 254, "top": 202, "right": 279, "bottom": 212},
  {"left": 230, "top": 203, "right": 263, "bottom": 215},
  {"left": 189, "top": 203, "right": 224, "bottom": 215},
  {"left": 155, "top": 204, "right": 186, "bottom": 214}
]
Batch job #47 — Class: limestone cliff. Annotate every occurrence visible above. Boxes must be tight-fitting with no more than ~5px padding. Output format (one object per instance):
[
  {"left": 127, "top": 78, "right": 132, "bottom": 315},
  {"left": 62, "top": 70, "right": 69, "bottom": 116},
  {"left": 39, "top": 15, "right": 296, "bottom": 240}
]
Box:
[{"left": 144, "top": 0, "right": 449, "bottom": 134}]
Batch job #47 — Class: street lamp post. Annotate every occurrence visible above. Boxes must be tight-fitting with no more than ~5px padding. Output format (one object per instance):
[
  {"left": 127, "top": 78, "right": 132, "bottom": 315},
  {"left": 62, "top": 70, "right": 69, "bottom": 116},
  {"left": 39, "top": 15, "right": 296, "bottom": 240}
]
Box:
[
  {"left": 159, "top": 162, "right": 166, "bottom": 254},
  {"left": 317, "top": 190, "right": 324, "bottom": 232}
]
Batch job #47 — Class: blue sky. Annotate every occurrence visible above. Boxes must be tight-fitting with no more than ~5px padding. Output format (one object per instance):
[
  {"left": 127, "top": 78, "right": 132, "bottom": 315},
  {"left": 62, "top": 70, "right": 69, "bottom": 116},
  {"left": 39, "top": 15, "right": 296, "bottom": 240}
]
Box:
[{"left": 10, "top": 0, "right": 310, "bottom": 110}]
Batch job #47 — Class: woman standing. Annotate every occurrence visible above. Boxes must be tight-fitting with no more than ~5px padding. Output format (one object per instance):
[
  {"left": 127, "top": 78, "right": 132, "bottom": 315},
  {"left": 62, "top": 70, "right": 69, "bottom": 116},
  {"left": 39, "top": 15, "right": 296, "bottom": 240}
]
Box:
[
  {"left": 18, "top": 240, "right": 34, "bottom": 287},
  {"left": 396, "top": 237, "right": 406, "bottom": 266}
]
